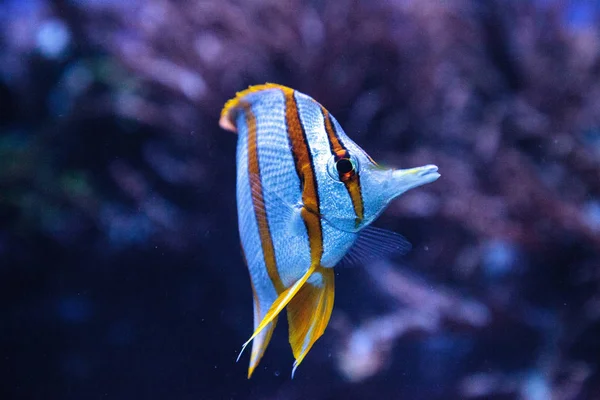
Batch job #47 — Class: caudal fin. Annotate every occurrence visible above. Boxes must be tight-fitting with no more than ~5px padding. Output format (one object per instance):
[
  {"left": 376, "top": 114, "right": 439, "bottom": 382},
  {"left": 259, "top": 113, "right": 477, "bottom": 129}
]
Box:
[
  {"left": 238, "top": 264, "right": 318, "bottom": 376},
  {"left": 243, "top": 291, "right": 278, "bottom": 379},
  {"left": 286, "top": 266, "right": 335, "bottom": 377}
]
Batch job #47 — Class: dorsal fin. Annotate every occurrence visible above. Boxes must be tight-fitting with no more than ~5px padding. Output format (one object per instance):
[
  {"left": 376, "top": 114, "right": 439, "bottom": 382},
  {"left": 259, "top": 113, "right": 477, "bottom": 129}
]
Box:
[{"left": 219, "top": 83, "right": 294, "bottom": 133}]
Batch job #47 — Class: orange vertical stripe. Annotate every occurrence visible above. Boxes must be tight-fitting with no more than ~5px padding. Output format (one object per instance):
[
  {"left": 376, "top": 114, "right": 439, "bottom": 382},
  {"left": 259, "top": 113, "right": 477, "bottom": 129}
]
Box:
[
  {"left": 243, "top": 102, "right": 285, "bottom": 294},
  {"left": 320, "top": 106, "right": 364, "bottom": 227},
  {"left": 281, "top": 88, "right": 324, "bottom": 266}
]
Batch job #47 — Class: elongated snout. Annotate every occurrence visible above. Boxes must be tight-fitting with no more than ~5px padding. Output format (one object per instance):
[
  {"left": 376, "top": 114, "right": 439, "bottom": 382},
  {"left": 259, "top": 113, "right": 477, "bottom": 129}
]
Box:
[{"left": 391, "top": 164, "right": 440, "bottom": 197}]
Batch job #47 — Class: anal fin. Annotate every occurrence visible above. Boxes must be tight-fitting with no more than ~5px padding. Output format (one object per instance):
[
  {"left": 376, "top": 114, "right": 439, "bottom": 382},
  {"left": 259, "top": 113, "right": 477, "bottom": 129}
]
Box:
[
  {"left": 339, "top": 225, "right": 411, "bottom": 268},
  {"left": 287, "top": 266, "right": 335, "bottom": 378}
]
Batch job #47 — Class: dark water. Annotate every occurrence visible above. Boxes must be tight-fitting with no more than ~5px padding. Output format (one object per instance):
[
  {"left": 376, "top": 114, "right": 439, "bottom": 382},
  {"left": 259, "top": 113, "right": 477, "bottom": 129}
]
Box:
[{"left": 1, "top": 1, "right": 600, "bottom": 399}]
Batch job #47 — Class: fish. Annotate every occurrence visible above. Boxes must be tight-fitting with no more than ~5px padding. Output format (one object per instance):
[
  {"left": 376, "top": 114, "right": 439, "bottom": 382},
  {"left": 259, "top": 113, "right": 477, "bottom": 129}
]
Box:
[{"left": 219, "top": 83, "right": 440, "bottom": 378}]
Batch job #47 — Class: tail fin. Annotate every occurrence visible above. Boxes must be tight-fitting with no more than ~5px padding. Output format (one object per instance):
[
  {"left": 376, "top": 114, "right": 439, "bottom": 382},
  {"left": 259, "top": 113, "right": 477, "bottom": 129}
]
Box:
[
  {"left": 287, "top": 266, "right": 335, "bottom": 377},
  {"left": 239, "top": 264, "right": 335, "bottom": 378},
  {"left": 242, "top": 290, "right": 278, "bottom": 379},
  {"left": 238, "top": 264, "right": 318, "bottom": 375}
]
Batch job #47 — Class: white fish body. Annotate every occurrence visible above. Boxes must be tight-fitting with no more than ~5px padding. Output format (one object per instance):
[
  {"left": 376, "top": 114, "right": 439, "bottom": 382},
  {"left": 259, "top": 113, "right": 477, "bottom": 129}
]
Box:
[{"left": 219, "top": 84, "right": 440, "bottom": 378}]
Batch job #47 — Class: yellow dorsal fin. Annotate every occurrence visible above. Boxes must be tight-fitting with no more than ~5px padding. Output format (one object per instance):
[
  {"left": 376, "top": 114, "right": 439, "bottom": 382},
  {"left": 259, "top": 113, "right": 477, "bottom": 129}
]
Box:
[
  {"left": 287, "top": 266, "right": 335, "bottom": 378},
  {"left": 219, "top": 83, "right": 294, "bottom": 133}
]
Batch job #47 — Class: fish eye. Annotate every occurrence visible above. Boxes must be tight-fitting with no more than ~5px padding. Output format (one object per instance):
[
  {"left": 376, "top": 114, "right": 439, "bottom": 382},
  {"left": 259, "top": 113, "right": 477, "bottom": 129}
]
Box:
[
  {"left": 336, "top": 158, "right": 354, "bottom": 175},
  {"left": 326, "top": 153, "right": 359, "bottom": 182}
]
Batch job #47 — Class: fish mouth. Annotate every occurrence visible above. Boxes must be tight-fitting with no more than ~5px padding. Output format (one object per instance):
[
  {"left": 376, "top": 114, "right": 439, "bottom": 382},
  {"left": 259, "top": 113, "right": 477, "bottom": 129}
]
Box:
[
  {"left": 390, "top": 164, "right": 440, "bottom": 196},
  {"left": 401, "top": 164, "right": 440, "bottom": 182},
  {"left": 416, "top": 164, "right": 440, "bottom": 182}
]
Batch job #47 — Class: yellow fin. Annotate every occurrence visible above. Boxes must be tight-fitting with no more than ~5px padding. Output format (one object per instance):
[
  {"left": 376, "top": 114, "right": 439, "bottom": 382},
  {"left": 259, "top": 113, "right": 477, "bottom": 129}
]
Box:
[
  {"left": 242, "top": 289, "right": 278, "bottom": 379},
  {"left": 287, "top": 266, "right": 335, "bottom": 378},
  {"left": 238, "top": 263, "right": 318, "bottom": 375},
  {"left": 219, "top": 83, "right": 294, "bottom": 133}
]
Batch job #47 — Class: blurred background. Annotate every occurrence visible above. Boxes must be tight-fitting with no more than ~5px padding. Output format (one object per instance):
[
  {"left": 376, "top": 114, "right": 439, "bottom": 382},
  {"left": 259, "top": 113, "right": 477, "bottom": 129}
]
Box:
[{"left": 1, "top": 0, "right": 600, "bottom": 399}]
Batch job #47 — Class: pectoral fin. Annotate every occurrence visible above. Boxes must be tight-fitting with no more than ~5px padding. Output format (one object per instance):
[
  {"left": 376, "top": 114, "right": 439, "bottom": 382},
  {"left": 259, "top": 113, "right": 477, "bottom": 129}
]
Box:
[
  {"left": 249, "top": 172, "right": 305, "bottom": 236},
  {"left": 287, "top": 266, "right": 335, "bottom": 378}
]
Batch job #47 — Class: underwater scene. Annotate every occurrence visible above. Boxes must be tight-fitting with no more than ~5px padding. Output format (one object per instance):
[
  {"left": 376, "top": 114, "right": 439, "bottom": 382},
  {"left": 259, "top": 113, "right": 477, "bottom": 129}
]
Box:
[{"left": 1, "top": 0, "right": 600, "bottom": 399}]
